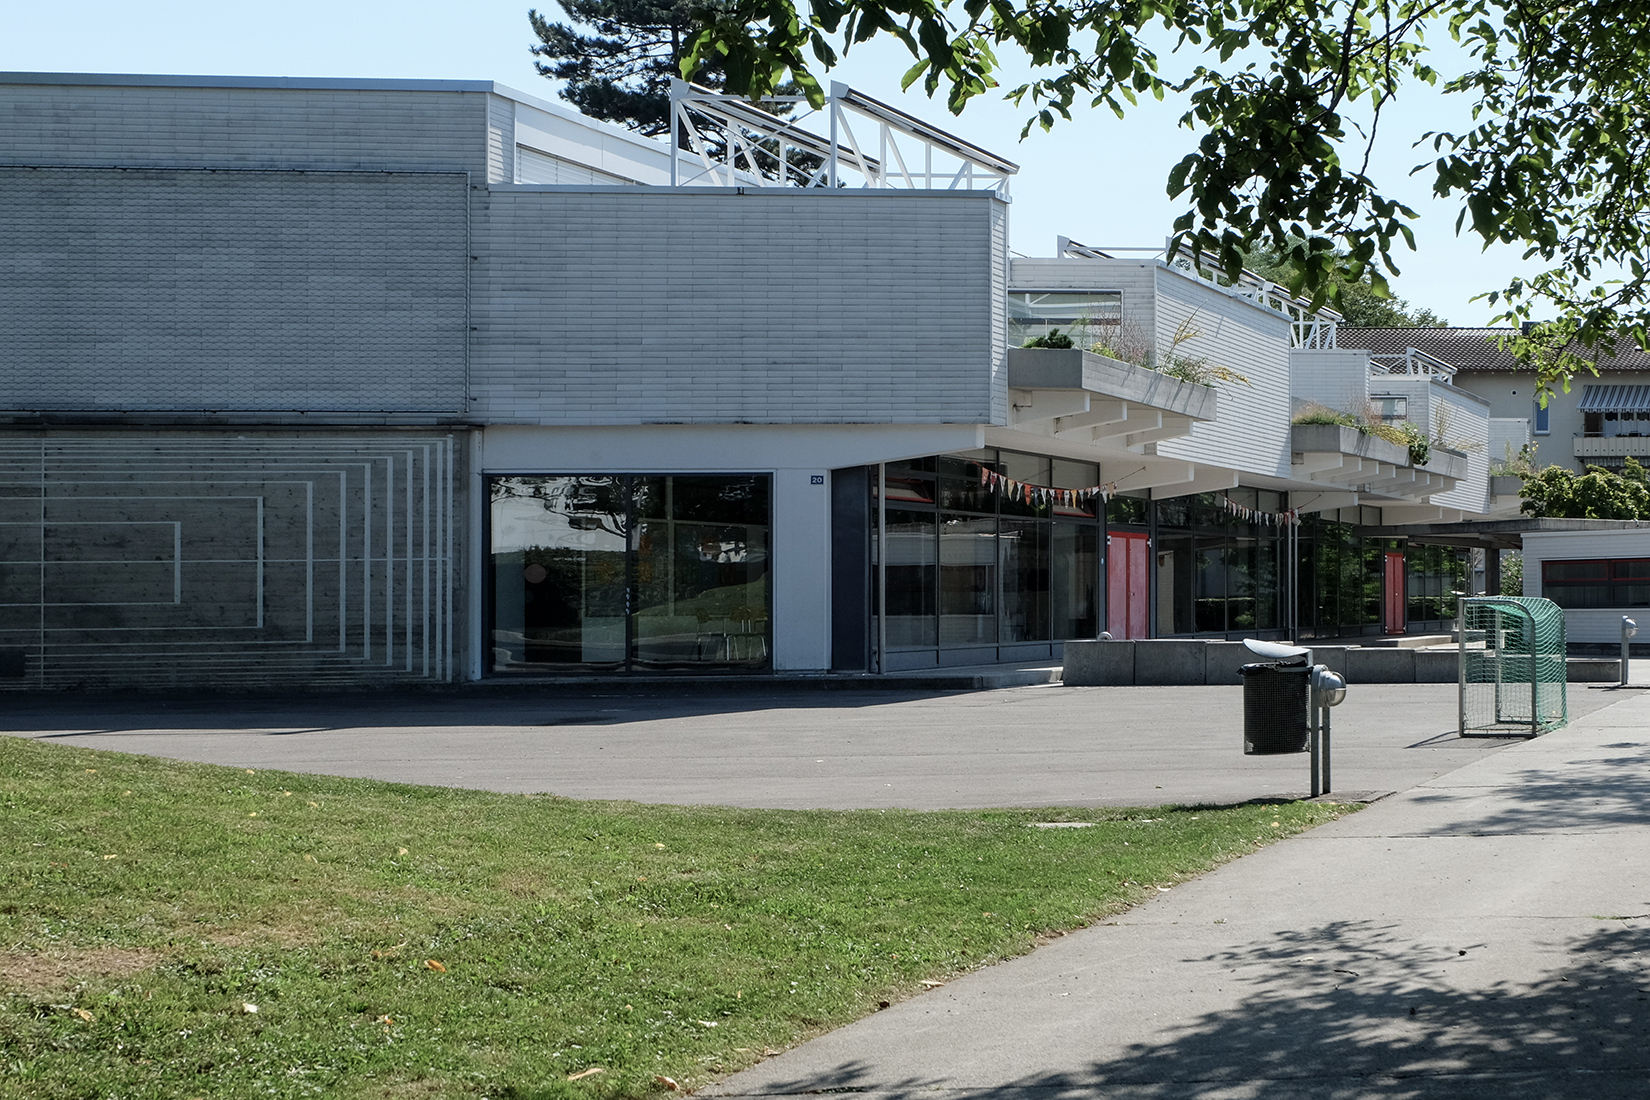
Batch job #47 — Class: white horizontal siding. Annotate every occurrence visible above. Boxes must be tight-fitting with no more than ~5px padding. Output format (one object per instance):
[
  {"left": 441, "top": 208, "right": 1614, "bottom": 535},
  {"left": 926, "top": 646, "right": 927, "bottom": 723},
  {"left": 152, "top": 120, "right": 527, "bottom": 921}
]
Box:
[
  {"left": 1151, "top": 267, "right": 1293, "bottom": 478},
  {"left": 1292, "top": 350, "right": 1371, "bottom": 412}
]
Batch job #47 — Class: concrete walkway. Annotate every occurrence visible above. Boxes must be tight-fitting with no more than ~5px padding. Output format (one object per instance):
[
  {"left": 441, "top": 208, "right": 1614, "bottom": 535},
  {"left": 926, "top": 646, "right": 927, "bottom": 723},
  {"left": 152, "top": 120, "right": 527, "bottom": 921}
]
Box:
[{"left": 707, "top": 689, "right": 1650, "bottom": 1099}]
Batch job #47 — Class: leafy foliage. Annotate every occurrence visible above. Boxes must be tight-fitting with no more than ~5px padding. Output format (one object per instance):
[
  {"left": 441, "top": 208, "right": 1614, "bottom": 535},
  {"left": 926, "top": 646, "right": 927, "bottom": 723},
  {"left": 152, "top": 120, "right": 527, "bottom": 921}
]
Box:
[
  {"left": 1519, "top": 457, "right": 1650, "bottom": 519},
  {"left": 1022, "top": 327, "right": 1074, "bottom": 348},
  {"left": 684, "top": 0, "right": 1650, "bottom": 388}
]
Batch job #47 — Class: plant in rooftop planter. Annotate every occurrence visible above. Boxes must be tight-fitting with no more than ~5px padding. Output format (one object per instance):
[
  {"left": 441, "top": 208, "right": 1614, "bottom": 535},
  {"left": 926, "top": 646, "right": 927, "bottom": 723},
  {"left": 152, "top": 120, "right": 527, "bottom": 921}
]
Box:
[
  {"left": 1023, "top": 328, "right": 1075, "bottom": 349},
  {"left": 1400, "top": 421, "right": 1430, "bottom": 467},
  {"left": 1089, "top": 311, "right": 1249, "bottom": 388},
  {"left": 1490, "top": 442, "right": 1540, "bottom": 478}
]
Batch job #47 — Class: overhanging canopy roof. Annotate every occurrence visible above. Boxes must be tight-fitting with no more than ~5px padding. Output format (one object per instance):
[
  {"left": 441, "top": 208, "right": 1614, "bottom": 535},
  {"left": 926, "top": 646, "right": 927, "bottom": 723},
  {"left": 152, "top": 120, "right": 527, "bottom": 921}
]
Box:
[{"left": 1578, "top": 384, "right": 1650, "bottom": 413}]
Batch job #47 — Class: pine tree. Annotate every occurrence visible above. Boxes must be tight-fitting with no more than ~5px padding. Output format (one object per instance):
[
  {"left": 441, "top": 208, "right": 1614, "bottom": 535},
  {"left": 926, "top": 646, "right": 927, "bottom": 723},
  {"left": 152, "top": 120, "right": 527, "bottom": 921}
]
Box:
[{"left": 529, "top": 1, "right": 737, "bottom": 138}]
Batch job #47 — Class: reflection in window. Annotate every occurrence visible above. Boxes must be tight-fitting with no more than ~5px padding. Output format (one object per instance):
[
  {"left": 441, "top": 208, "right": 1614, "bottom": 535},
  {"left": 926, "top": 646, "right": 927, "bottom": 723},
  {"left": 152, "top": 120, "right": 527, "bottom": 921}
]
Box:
[
  {"left": 1008, "top": 290, "right": 1123, "bottom": 350},
  {"left": 489, "top": 474, "right": 770, "bottom": 673}
]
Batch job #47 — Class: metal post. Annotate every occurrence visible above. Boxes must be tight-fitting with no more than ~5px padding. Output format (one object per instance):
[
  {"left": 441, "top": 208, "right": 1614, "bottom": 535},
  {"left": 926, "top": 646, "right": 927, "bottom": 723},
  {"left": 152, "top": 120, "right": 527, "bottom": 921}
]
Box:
[
  {"left": 669, "top": 79, "right": 684, "bottom": 188},
  {"left": 876, "top": 462, "right": 887, "bottom": 675},
  {"left": 1457, "top": 596, "right": 1467, "bottom": 736},
  {"left": 1322, "top": 704, "right": 1332, "bottom": 795},
  {"left": 1309, "top": 685, "right": 1322, "bottom": 798},
  {"left": 1622, "top": 616, "right": 1637, "bottom": 686},
  {"left": 1531, "top": 610, "right": 1539, "bottom": 737},
  {"left": 828, "top": 83, "right": 841, "bottom": 189}
]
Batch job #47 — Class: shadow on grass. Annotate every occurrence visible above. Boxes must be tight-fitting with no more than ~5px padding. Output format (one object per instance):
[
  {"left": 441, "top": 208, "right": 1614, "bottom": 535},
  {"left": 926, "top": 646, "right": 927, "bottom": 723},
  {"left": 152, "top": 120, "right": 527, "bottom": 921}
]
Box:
[{"left": 717, "top": 920, "right": 1650, "bottom": 1098}]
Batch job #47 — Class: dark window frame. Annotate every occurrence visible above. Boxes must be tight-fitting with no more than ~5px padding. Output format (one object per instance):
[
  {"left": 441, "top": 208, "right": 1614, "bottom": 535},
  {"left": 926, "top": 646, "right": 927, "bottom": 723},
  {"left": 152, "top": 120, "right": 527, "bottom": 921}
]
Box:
[{"left": 1541, "top": 557, "right": 1650, "bottom": 607}]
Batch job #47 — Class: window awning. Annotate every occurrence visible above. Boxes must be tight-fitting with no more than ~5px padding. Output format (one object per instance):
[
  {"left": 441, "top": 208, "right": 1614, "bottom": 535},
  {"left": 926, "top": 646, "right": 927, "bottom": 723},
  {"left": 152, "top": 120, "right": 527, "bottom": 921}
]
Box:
[{"left": 1578, "top": 384, "right": 1650, "bottom": 413}]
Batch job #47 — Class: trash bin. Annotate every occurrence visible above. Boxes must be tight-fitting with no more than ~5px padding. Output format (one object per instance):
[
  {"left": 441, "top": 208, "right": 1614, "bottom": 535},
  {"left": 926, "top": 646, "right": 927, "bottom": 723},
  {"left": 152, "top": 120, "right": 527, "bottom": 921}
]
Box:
[{"left": 1239, "top": 661, "right": 1310, "bottom": 754}]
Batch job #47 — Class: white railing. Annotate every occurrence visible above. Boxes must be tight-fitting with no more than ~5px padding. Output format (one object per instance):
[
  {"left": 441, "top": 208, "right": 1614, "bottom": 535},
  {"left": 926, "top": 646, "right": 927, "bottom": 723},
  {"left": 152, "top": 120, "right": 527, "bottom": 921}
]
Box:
[
  {"left": 1370, "top": 349, "right": 1458, "bottom": 380},
  {"left": 1055, "top": 238, "right": 1342, "bottom": 348},
  {"left": 668, "top": 80, "right": 1017, "bottom": 195}
]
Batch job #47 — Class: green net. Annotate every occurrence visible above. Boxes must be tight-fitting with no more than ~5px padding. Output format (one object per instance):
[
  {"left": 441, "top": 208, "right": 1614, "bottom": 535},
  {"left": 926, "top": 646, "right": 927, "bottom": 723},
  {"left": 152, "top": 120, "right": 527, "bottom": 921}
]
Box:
[{"left": 1459, "top": 596, "right": 1567, "bottom": 737}]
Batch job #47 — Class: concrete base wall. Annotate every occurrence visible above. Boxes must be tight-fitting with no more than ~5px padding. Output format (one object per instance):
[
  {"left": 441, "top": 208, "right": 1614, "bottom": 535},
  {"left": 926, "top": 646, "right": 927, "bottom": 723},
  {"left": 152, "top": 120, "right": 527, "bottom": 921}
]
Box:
[
  {"left": 1416, "top": 650, "right": 1458, "bottom": 683},
  {"left": 1567, "top": 658, "right": 1623, "bottom": 683},
  {"left": 1134, "top": 640, "right": 1208, "bottom": 686},
  {"left": 1347, "top": 646, "right": 1416, "bottom": 684},
  {"left": 1062, "top": 640, "right": 1136, "bottom": 686},
  {"left": 1205, "top": 641, "right": 1249, "bottom": 685},
  {"left": 1061, "top": 642, "right": 1615, "bottom": 689}
]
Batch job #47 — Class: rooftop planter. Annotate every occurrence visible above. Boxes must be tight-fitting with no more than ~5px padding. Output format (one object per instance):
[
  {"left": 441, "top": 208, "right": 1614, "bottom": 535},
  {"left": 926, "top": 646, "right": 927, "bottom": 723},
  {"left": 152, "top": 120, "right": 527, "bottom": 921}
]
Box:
[
  {"left": 1420, "top": 445, "right": 1470, "bottom": 483},
  {"left": 1007, "top": 348, "right": 1218, "bottom": 423},
  {"left": 1290, "top": 422, "right": 1410, "bottom": 468}
]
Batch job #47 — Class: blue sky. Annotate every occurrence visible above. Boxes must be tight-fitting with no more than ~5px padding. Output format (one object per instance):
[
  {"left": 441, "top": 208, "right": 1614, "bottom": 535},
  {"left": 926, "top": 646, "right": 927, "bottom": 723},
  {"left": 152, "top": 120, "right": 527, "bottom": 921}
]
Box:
[{"left": 4, "top": 0, "right": 1544, "bottom": 324}]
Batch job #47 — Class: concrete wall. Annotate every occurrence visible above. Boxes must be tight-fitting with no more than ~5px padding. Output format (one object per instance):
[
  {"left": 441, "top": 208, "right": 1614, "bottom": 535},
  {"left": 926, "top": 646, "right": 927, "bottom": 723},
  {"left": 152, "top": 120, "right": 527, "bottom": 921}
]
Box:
[
  {"left": 0, "top": 430, "right": 464, "bottom": 690},
  {"left": 468, "top": 188, "right": 1007, "bottom": 426},
  {"left": 0, "top": 167, "right": 469, "bottom": 416}
]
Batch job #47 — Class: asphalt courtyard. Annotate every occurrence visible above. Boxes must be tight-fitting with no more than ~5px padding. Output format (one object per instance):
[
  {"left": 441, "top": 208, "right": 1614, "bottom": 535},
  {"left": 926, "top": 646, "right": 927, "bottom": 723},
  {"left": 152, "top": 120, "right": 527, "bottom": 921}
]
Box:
[{"left": 0, "top": 681, "right": 1632, "bottom": 808}]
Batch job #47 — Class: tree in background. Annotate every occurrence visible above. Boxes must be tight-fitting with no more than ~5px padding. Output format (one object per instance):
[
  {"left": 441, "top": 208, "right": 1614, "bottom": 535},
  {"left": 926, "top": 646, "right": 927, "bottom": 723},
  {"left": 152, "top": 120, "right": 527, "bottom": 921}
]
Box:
[
  {"left": 529, "top": 1, "right": 727, "bottom": 137},
  {"left": 684, "top": 0, "right": 1650, "bottom": 387},
  {"left": 1241, "top": 247, "right": 1447, "bottom": 328},
  {"left": 1520, "top": 457, "right": 1650, "bottom": 519}
]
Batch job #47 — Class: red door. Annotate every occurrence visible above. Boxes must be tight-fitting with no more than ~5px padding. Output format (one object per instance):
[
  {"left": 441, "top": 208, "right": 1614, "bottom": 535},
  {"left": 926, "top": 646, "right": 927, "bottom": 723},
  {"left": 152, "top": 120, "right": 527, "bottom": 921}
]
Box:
[
  {"left": 1384, "top": 551, "right": 1407, "bottom": 635},
  {"left": 1107, "top": 532, "right": 1151, "bottom": 638}
]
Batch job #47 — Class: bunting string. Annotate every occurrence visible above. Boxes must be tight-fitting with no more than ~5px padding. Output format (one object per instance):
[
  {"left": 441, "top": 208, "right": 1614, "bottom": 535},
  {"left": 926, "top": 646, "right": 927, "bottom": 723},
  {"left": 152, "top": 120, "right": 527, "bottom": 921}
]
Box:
[
  {"left": 969, "top": 465, "right": 1302, "bottom": 527},
  {"left": 1218, "top": 493, "right": 1301, "bottom": 527},
  {"left": 975, "top": 464, "right": 1115, "bottom": 509}
]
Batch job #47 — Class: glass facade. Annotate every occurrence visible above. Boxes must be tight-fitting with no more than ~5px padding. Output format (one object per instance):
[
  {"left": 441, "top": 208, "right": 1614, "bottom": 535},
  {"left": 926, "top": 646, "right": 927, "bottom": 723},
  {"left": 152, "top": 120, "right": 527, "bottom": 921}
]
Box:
[
  {"left": 878, "top": 450, "right": 1101, "bottom": 657},
  {"left": 1154, "top": 491, "right": 1287, "bottom": 636},
  {"left": 489, "top": 474, "right": 770, "bottom": 673},
  {"left": 1295, "top": 515, "right": 1384, "bottom": 637},
  {"left": 1406, "top": 543, "right": 1469, "bottom": 626}
]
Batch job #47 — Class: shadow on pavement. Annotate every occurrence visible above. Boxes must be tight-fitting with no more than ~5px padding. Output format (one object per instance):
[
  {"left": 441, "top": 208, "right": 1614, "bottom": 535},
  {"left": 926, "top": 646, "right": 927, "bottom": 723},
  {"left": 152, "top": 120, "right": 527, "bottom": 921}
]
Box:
[{"left": 724, "top": 921, "right": 1650, "bottom": 1098}]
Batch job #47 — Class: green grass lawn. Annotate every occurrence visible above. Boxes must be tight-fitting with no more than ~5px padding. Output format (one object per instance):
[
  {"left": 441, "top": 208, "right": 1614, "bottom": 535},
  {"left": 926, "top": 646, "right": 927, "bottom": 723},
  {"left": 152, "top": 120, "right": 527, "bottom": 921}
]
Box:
[{"left": 0, "top": 735, "right": 1353, "bottom": 1100}]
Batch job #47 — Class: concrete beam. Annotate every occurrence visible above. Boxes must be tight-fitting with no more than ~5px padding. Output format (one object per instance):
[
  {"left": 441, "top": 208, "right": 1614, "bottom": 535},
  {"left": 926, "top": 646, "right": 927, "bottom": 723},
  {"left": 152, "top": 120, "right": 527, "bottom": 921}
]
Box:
[
  {"left": 1093, "top": 409, "right": 1160, "bottom": 442},
  {"left": 1109, "top": 459, "right": 1196, "bottom": 494},
  {"left": 1290, "top": 490, "right": 1360, "bottom": 514},
  {"left": 1010, "top": 389, "right": 1092, "bottom": 426},
  {"left": 1123, "top": 415, "right": 1196, "bottom": 448},
  {"left": 1153, "top": 467, "right": 1241, "bottom": 499},
  {"left": 1053, "top": 398, "right": 1128, "bottom": 434}
]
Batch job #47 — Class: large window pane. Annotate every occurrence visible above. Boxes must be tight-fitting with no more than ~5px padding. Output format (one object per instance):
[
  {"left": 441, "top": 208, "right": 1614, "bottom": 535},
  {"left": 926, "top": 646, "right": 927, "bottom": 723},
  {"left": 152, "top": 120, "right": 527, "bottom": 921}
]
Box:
[
  {"left": 939, "top": 515, "right": 996, "bottom": 644},
  {"left": 488, "top": 474, "right": 769, "bottom": 674},
  {"left": 1008, "top": 290, "right": 1122, "bottom": 350},
  {"left": 632, "top": 476, "right": 770, "bottom": 670},
  {"left": 1050, "top": 521, "right": 1098, "bottom": 639},
  {"left": 885, "top": 508, "right": 938, "bottom": 646},
  {"left": 490, "top": 476, "right": 627, "bottom": 671},
  {"left": 1000, "top": 519, "right": 1050, "bottom": 642}
]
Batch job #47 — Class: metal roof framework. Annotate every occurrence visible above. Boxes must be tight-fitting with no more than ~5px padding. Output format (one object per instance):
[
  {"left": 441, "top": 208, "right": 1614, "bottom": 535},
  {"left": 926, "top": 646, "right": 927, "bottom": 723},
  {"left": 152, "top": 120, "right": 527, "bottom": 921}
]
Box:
[
  {"left": 668, "top": 80, "right": 1017, "bottom": 195},
  {"left": 1054, "top": 238, "right": 1344, "bottom": 349}
]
